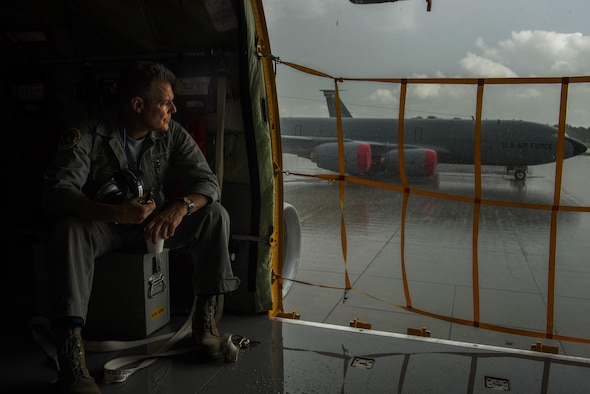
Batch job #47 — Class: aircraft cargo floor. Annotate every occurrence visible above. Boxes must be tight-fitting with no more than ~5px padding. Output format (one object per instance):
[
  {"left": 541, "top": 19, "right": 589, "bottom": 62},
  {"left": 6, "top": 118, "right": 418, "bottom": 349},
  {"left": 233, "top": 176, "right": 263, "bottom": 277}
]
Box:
[{"left": 3, "top": 312, "right": 590, "bottom": 393}]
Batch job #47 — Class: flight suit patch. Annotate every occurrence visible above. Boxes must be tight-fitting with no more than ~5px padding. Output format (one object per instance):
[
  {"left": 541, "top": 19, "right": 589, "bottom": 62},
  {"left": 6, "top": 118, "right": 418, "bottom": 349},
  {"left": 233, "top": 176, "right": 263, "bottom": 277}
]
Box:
[{"left": 58, "top": 128, "right": 81, "bottom": 150}]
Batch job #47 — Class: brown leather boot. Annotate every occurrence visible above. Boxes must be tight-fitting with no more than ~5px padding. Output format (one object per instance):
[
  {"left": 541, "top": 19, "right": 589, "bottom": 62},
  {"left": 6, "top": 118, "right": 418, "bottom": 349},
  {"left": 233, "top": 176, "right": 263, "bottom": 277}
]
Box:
[
  {"left": 56, "top": 326, "right": 100, "bottom": 393},
  {"left": 192, "top": 295, "right": 224, "bottom": 361}
]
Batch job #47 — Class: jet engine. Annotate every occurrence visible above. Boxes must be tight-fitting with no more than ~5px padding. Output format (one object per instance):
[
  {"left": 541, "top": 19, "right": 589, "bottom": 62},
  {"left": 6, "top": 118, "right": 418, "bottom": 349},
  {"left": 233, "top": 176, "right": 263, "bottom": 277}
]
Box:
[
  {"left": 382, "top": 148, "right": 438, "bottom": 177},
  {"left": 311, "top": 141, "right": 372, "bottom": 175}
]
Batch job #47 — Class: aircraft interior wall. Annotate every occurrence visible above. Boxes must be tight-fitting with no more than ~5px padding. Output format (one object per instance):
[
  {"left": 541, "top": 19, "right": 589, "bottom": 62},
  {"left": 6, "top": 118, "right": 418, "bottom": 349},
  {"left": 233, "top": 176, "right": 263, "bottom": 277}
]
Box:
[{"left": 0, "top": 2, "right": 277, "bottom": 336}]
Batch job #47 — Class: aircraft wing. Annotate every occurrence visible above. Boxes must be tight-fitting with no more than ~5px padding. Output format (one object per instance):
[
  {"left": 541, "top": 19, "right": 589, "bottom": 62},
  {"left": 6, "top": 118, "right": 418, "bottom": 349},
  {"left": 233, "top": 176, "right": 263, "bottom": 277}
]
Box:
[
  {"left": 363, "top": 140, "right": 450, "bottom": 156},
  {"left": 281, "top": 135, "right": 335, "bottom": 159},
  {"left": 282, "top": 134, "right": 449, "bottom": 157}
]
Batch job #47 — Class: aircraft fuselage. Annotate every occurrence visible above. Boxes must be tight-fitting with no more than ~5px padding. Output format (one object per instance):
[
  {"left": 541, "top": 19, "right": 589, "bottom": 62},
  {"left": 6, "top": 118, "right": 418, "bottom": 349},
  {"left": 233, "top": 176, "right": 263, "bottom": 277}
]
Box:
[{"left": 280, "top": 117, "right": 587, "bottom": 168}]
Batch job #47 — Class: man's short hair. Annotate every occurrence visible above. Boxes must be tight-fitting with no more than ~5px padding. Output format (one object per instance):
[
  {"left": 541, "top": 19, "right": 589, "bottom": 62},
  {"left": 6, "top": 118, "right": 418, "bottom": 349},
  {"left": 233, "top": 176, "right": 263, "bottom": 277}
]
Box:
[{"left": 118, "top": 61, "right": 176, "bottom": 100}]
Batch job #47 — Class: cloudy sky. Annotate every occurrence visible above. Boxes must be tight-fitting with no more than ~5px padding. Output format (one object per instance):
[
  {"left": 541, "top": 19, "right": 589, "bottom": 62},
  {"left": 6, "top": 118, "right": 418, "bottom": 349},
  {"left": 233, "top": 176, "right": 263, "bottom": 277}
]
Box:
[{"left": 261, "top": 0, "right": 590, "bottom": 127}]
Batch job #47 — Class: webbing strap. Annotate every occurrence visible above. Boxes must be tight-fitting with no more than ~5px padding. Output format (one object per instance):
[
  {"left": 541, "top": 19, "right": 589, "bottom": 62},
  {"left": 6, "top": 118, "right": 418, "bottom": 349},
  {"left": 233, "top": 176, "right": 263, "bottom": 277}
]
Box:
[
  {"left": 30, "top": 296, "right": 246, "bottom": 384},
  {"left": 29, "top": 302, "right": 196, "bottom": 383},
  {"left": 472, "top": 80, "right": 485, "bottom": 325},
  {"left": 334, "top": 85, "right": 352, "bottom": 296},
  {"left": 546, "top": 78, "right": 570, "bottom": 337},
  {"left": 215, "top": 64, "right": 228, "bottom": 195},
  {"left": 398, "top": 80, "right": 412, "bottom": 308},
  {"left": 100, "top": 306, "right": 194, "bottom": 383}
]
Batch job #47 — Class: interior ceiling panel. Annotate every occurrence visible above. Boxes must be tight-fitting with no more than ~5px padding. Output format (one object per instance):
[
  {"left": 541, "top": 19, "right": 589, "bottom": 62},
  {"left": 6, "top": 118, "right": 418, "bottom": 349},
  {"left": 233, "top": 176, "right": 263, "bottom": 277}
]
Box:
[{"left": 0, "top": 0, "right": 241, "bottom": 65}]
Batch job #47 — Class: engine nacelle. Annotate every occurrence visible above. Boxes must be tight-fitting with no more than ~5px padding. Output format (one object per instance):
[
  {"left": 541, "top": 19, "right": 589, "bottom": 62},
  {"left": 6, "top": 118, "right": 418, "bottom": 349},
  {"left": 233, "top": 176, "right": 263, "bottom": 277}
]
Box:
[
  {"left": 311, "top": 141, "right": 372, "bottom": 175},
  {"left": 383, "top": 148, "right": 438, "bottom": 177}
]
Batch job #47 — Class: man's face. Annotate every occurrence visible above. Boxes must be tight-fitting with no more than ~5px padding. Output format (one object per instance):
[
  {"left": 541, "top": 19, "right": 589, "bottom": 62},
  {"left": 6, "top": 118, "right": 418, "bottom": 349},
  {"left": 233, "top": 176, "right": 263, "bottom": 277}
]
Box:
[{"left": 140, "top": 81, "right": 177, "bottom": 132}]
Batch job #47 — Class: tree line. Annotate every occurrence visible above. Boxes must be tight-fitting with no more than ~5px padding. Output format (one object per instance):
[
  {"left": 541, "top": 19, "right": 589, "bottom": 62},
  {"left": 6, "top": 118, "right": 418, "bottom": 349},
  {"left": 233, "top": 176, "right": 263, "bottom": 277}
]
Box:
[{"left": 564, "top": 125, "right": 590, "bottom": 146}]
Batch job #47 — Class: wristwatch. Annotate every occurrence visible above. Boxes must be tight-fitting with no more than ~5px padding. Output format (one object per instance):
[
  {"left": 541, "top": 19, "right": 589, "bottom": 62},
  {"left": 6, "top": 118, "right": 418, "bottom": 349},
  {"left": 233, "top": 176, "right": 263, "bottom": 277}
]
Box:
[{"left": 181, "top": 196, "right": 195, "bottom": 216}]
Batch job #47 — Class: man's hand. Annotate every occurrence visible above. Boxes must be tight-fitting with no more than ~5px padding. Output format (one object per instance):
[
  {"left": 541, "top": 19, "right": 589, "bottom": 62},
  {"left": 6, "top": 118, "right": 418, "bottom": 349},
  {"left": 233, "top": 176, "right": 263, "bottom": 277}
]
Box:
[
  {"left": 71, "top": 195, "right": 155, "bottom": 224},
  {"left": 117, "top": 197, "right": 156, "bottom": 224},
  {"left": 143, "top": 201, "right": 186, "bottom": 243}
]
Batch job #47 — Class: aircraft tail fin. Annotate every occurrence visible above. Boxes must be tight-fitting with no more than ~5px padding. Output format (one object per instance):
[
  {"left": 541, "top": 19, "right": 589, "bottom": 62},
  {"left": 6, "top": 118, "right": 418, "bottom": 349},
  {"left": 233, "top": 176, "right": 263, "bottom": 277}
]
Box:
[{"left": 322, "top": 90, "right": 353, "bottom": 118}]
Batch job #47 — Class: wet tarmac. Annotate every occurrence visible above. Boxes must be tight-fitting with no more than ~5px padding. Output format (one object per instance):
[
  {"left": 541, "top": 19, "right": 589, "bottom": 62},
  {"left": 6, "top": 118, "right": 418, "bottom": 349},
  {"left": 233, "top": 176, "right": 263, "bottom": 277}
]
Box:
[{"left": 282, "top": 154, "right": 590, "bottom": 359}]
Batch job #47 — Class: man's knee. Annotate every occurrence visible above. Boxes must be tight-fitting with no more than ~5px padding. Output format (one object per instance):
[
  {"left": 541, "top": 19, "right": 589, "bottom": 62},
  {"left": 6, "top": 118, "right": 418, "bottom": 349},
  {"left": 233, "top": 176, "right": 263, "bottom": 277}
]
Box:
[
  {"left": 48, "top": 215, "right": 91, "bottom": 242},
  {"left": 199, "top": 201, "right": 230, "bottom": 227}
]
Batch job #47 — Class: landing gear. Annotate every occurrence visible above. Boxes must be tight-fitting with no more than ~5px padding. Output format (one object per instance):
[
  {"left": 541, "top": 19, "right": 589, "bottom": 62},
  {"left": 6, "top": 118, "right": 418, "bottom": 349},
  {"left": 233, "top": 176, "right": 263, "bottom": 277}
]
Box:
[
  {"left": 506, "top": 165, "right": 528, "bottom": 180},
  {"left": 514, "top": 167, "right": 527, "bottom": 180}
]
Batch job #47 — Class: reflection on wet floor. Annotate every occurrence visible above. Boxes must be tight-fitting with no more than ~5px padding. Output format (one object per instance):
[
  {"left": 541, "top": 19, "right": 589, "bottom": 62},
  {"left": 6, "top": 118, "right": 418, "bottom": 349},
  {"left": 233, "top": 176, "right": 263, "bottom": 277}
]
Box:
[
  {"left": 9, "top": 313, "right": 590, "bottom": 393},
  {"left": 282, "top": 154, "right": 590, "bottom": 359}
]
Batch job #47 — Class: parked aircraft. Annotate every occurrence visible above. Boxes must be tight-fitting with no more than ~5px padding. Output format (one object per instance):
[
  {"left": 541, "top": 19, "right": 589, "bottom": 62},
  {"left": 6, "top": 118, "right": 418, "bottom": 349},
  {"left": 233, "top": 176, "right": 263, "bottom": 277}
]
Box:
[{"left": 281, "top": 91, "right": 588, "bottom": 180}]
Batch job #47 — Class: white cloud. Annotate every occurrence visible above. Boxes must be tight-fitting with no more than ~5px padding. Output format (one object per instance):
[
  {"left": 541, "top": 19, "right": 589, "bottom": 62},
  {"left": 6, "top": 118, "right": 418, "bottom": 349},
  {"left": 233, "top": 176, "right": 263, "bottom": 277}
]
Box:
[
  {"left": 410, "top": 83, "right": 441, "bottom": 100},
  {"left": 510, "top": 87, "right": 543, "bottom": 100},
  {"left": 361, "top": 4, "right": 421, "bottom": 33},
  {"left": 550, "top": 60, "right": 575, "bottom": 74},
  {"left": 366, "top": 88, "right": 398, "bottom": 105},
  {"left": 472, "top": 31, "right": 590, "bottom": 76},
  {"left": 460, "top": 52, "right": 518, "bottom": 77},
  {"left": 264, "top": 0, "right": 336, "bottom": 21}
]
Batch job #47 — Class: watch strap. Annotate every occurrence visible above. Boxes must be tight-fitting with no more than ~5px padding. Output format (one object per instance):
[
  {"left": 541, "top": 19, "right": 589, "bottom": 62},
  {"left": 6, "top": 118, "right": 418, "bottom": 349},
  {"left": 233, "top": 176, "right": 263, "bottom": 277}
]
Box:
[{"left": 181, "top": 196, "right": 195, "bottom": 216}]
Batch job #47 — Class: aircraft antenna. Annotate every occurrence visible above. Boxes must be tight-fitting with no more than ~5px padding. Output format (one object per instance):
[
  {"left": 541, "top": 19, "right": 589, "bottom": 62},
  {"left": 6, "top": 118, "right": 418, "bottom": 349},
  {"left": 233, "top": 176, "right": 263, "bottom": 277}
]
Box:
[{"left": 349, "top": 0, "right": 432, "bottom": 12}]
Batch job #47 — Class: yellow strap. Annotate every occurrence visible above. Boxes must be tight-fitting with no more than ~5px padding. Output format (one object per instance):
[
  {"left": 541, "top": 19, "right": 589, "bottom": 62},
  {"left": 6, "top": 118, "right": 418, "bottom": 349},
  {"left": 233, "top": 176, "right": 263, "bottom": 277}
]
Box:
[
  {"left": 546, "top": 78, "right": 570, "bottom": 337},
  {"left": 334, "top": 84, "right": 352, "bottom": 294},
  {"left": 471, "top": 80, "right": 485, "bottom": 325},
  {"left": 397, "top": 80, "right": 412, "bottom": 307}
]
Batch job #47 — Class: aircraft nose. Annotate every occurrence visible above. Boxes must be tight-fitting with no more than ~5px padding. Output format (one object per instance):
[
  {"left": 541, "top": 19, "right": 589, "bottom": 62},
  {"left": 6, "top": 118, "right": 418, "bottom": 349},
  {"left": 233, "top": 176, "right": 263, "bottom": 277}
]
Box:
[{"left": 565, "top": 136, "right": 588, "bottom": 158}]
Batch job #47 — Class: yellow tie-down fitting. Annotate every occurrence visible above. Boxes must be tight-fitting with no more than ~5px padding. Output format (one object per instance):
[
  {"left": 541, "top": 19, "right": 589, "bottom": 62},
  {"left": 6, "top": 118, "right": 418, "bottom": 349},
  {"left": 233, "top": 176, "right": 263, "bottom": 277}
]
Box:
[
  {"left": 531, "top": 340, "right": 559, "bottom": 354},
  {"left": 407, "top": 326, "right": 431, "bottom": 337},
  {"left": 349, "top": 317, "right": 372, "bottom": 330}
]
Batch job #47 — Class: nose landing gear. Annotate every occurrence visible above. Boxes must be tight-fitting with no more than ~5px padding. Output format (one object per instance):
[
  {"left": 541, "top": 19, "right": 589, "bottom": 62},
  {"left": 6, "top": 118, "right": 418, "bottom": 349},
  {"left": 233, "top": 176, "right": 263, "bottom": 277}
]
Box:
[{"left": 506, "top": 166, "right": 528, "bottom": 180}]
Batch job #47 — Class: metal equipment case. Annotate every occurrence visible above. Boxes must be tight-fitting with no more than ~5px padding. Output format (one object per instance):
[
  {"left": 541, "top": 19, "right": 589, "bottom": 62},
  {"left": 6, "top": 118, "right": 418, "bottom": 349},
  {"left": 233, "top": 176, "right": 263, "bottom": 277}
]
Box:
[{"left": 86, "top": 250, "right": 170, "bottom": 338}]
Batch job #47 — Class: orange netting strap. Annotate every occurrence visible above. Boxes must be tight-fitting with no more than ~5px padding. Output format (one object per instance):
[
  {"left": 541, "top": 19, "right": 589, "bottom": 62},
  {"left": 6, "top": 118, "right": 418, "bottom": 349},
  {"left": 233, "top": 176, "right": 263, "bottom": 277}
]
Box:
[
  {"left": 471, "top": 80, "right": 484, "bottom": 325},
  {"left": 397, "top": 80, "right": 412, "bottom": 308},
  {"left": 334, "top": 84, "right": 353, "bottom": 297},
  {"left": 545, "top": 78, "right": 569, "bottom": 337}
]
